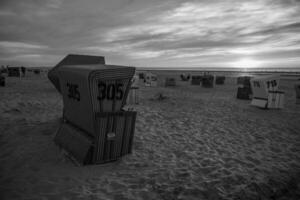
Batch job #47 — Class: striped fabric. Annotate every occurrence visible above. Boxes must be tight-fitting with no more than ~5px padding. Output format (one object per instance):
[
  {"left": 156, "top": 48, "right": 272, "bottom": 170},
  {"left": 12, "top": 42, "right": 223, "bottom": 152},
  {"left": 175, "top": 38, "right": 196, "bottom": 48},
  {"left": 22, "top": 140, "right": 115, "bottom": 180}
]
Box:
[{"left": 93, "top": 111, "right": 136, "bottom": 164}]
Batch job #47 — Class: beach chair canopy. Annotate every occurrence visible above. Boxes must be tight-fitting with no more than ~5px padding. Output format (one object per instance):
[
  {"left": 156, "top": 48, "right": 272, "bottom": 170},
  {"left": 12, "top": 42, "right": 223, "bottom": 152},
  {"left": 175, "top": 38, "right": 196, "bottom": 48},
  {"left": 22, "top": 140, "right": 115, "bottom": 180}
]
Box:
[
  {"left": 48, "top": 54, "right": 105, "bottom": 93},
  {"left": 57, "top": 64, "right": 135, "bottom": 135},
  {"left": 251, "top": 75, "right": 280, "bottom": 99}
]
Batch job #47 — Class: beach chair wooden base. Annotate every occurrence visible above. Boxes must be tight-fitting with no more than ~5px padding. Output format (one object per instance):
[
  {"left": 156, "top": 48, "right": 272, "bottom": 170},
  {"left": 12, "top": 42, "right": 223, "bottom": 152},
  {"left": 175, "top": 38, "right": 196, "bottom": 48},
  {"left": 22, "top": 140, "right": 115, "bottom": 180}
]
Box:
[
  {"left": 267, "top": 91, "right": 284, "bottom": 109},
  {"left": 251, "top": 91, "right": 284, "bottom": 109},
  {"left": 54, "top": 111, "right": 137, "bottom": 165},
  {"left": 54, "top": 122, "right": 93, "bottom": 165},
  {"left": 251, "top": 98, "right": 268, "bottom": 109},
  {"left": 93, "top": 111, "right": 136, "bottom": 164}
]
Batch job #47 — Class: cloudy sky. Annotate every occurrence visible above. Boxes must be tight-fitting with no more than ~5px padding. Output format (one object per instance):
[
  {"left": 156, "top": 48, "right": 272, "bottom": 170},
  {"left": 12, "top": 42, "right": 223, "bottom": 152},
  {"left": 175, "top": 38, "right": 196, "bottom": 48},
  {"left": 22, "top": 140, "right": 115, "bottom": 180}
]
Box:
[{"left": 0, "top": 0, "right": 300, "bottom": 69}]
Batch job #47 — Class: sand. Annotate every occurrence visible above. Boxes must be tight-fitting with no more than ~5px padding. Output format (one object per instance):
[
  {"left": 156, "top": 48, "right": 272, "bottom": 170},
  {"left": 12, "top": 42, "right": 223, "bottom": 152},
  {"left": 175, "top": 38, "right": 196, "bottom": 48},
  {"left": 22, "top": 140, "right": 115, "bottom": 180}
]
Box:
[{"left": 0, "top": 71, "right": 300, "bottom": 200}]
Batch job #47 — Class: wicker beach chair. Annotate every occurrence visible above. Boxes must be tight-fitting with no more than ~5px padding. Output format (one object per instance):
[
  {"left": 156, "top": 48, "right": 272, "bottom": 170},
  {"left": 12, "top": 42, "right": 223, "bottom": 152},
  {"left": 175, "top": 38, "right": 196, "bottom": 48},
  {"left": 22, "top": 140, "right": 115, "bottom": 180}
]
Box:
[{"left": 50, "top": 57, "right": 137, "bottom": 165}]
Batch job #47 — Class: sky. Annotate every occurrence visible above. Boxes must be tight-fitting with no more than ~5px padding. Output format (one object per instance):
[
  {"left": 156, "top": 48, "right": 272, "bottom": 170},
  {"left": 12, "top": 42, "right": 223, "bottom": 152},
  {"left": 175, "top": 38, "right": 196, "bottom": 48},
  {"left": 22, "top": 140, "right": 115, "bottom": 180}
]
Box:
[{"left": 0, "top": 0, "right": 300, "bottom": 69}]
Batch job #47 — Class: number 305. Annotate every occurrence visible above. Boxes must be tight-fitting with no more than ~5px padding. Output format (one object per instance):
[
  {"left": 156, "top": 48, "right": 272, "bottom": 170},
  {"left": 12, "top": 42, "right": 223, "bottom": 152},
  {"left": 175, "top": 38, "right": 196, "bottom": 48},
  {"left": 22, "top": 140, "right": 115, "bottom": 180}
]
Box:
[{"left": 97, "top": 82, "right": 124, "bottom": 100}]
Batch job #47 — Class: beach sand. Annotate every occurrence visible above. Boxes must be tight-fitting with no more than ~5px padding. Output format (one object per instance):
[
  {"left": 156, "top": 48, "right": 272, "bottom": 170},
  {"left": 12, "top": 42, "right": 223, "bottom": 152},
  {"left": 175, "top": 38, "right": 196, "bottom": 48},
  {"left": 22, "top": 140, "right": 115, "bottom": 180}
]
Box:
[{"left": 1, "top": 71, "right": 300, "bottom": 200}]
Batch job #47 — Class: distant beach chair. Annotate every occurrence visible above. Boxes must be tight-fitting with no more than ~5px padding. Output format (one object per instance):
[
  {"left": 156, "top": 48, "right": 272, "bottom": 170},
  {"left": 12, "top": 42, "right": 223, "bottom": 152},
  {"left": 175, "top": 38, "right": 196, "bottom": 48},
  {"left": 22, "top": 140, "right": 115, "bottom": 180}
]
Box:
[
  {"left": 145, "top": 72, "right": 158, "bottom": 87},
  {"left": 21, "top": 66, "right": 26, "bottom": 77},
  {"left": 127, "top": 75, "right": 139, "bottom": 105},
  {"left": 191, "top": 76, "right": 202, "bottom": 85},
  {"left": 180, "top": 73, "right": 190, "bottom": 81},
  {"left": 202, "top": 75, "right": 214, "bottom": 88},
  {"left": 236, "top": 76, "right": 252, "bottom": 100},
  {"left": 295, "top": 82, "right": 300, "bottom": 104},
  {"left": 250, "top": 75, "right": 284, "bottom": 109},
  {"left": 33, "top": 69, "right": 40, "bottom": 75},
  {"left": 237, "top": 76, "right": 251, "bottom": 86},
  {"left": 0, "top": 74, "right": 5, "bottom": 87},
  {"left": 49, "top": 54, "right": 137, "bottom": 165},
  {"left": 7, "top": 67, "right": 21, "bottom": 77},
  {"left": 215, "top": 76, "right": 225, "bottom": 85},
  {"left": 165, "top": 77, "right": 176, "bottom": 86},
  {"left": 138, "top": 73, "right": 145, "bottom": 80}
]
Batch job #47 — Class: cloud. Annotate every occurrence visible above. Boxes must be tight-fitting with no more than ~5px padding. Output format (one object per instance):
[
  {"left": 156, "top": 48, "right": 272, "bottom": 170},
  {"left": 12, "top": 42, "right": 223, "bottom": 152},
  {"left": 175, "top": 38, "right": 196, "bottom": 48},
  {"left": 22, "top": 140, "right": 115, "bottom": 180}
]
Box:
[{"left": 0, "top": 0, "right": 300, "bottom": 68}]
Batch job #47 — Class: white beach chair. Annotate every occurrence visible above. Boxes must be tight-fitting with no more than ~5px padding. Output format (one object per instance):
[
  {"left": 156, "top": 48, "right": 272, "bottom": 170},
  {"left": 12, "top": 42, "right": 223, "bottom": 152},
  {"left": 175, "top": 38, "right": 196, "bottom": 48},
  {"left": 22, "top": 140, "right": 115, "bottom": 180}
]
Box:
[{"left": 250, "top": 75, "right": 284, "bottom": 109}]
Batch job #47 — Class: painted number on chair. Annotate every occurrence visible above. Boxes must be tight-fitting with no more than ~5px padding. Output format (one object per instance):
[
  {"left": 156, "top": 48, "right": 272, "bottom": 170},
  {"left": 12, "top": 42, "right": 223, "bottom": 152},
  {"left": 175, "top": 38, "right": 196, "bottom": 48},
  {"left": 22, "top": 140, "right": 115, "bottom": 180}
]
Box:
[
  {"left": 67, "top": 83, "right": 80, "bottom": 101},
  {"left": 97, "top": 82, "right": 124, "bottom": 100},
  {"left": 266, "top": 80, "right": 277, "bottom": 89}
]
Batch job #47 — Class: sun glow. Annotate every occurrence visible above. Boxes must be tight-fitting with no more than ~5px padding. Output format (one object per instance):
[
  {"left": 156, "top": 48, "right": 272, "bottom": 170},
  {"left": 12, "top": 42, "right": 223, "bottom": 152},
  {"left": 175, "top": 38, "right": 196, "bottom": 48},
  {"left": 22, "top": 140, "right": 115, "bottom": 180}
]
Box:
[{"left": 232, "top": 58, "right": 262, "bottom": 69}]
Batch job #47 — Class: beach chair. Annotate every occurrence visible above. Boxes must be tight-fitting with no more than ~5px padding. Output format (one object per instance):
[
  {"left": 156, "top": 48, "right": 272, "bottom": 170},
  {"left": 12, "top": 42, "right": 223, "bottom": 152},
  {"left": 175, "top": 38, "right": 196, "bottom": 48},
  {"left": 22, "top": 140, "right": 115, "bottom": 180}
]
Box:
[
  {"left": 191, "top": 76, "right": 202, "bottom": 85},
  {"left": 127, "top": 75, "right": 139, "bottom": 105},
  {"left": 180, "top": 74, "right": 190, "bottom": 81},
  {"left": 237, "top": 87, "right": 252, "bottom": 100},
  {"left": 236, "top": 76, "right": 252, "bottom": 100},
  {"left": 7, "top": 67, "right": 21, "bottom": 77},
  {"left": 202, "top": 75, "right": 214, "bottom": 88},
  {"left": 145, "top": 72, "right": 158, "bottom": 87},
  {"left": 165, "top": 77, "right": 176, "bottom": 86},
  {"left": 295, "top": 82, "right": 300, "bottom": 104},
  {"left": 33, "top": 69, "right": 40, "bottom": 75},
  {"left": 50, "top": 59, "right": 137, "bottom": 165},
  {"left": 0, "top": 74, "right": 5, "bottom": 87},
  {"left": 250, "top": 75, "right": 284, "bottom": 109},
  {"left": 215, "top": 76, "right": 225, "bottom": 85},
  {"left": 138, "top": 73, "right": 144, "bottom": 80}
]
